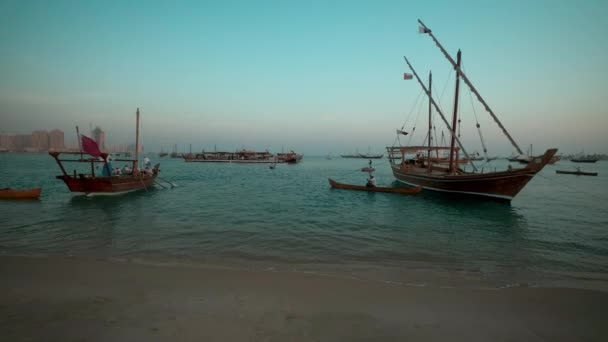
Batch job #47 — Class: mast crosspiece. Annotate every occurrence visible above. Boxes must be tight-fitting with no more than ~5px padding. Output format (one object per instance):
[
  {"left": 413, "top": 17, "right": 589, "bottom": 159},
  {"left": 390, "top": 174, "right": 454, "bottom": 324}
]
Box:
[{"left": 417, "top": 19, "right": 524, "bottom": 156}]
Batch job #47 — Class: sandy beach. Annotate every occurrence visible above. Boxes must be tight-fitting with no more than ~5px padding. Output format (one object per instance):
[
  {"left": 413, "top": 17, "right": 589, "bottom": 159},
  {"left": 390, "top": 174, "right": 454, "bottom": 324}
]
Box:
[{"left": 1, "top": 256, "right": 607, "bottom": 341}]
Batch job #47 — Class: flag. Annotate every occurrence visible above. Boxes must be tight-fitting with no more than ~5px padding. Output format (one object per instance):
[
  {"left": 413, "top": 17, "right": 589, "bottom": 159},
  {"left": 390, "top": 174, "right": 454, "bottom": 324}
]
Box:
[
  {"left": 81, "top": 134, "right": 101, "bottom": 158},
  {"left": 403, "top": 73, "right": 413, "bottom": 80},
  {"left": 396, "top": 129, "right": 409, "bottom": 136},
  {"left": 418, "top": 26, "right": 431, "bottom": 34}
]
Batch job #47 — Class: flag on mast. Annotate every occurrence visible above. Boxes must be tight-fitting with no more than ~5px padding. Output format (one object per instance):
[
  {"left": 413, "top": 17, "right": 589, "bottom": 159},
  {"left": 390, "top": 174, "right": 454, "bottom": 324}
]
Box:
[
  {"left": 418, "top": 26, "right": 431, "bottom": 34},
  {"left": 81, "top": 135, "right": 102, "bottom": 158},
  {"left": 403, "top": 73, "right": 413, "bottom": 80}
]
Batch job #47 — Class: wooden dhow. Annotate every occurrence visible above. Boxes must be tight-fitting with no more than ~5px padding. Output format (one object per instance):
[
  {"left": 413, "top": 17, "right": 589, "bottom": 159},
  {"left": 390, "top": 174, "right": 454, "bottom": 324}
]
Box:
[
  {"left": 387, "top": 20, "right": 557, "bottom": 201},
  {"left": 50, "top": 109, "right": 159, "bottom": 196}
]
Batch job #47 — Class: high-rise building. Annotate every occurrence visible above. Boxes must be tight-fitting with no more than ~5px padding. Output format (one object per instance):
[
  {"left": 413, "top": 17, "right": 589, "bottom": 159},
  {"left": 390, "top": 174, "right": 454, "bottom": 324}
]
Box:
[
  {"left": 31, "top": 130, "right": 49, "bottom": 151},
  {"left": 92, "top": 127, "right": 106, "bottom": 151},
  {"left": 49, "top": 129, "right": 64, "bottom": 151}
]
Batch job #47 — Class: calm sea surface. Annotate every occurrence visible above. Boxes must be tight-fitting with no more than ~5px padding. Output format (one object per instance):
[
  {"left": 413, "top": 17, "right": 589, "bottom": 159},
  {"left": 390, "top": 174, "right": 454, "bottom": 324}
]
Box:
[{"left": 1, "top": 153, "right": 607, "bottom": 289}]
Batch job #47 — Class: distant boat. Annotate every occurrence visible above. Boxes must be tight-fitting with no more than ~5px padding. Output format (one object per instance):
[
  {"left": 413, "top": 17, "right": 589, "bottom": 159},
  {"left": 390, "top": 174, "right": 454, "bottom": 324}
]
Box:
[
  {"left": 0, "top": 187, "right": 41, "bottom": 200},
  {"left": 159, "top": 146, "right": 168, "bottom": 157},
  {"left": 276, "top": 150, "right": 304, "bottom": 163},
  {"left": 184, "top": 149, "right": 288, "bottom": 163},
  {"left": 328, "top": 178, "right": 421, "bottom": 195},
  {"left": 556, "top": 168, "right": 597, "bottom": 176},
  {"left": 358, "top": 153, "right": 383, "bottom": 159},
  {"left": 571, "top": 155, "right": 599, "bottom": 163},
  {"left": 49, "top": 108, "right": 160, "bottom": 196},
  {"left": 386, "top": 20, "right": 557, "bottom": 201}
]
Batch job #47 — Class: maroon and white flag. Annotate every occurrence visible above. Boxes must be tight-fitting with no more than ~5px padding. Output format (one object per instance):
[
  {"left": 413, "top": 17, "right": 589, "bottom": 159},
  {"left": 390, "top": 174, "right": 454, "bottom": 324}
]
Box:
[
  {"left": 81, "top": 135, "right": 101, "bottom": 158},
  {"left": 403, "top": 73, "right": 413, "bottom": 80},
  {"left": 418, "top": 26, "right": 431, "bottom": 34}
]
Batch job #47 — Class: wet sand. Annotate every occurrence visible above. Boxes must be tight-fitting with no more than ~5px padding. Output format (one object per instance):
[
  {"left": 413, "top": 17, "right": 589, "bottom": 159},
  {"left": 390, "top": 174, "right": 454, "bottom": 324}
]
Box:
[{"left": 1, "top": 256, "right": 607, "bottom": 341}]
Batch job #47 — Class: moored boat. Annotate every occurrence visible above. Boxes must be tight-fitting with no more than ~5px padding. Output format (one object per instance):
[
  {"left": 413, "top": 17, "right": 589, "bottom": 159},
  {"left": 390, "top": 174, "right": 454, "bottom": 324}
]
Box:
[
  {"left": 276, "top": 150, "right": 304, "bottom": 163},
  {"left": 328, "top": 178, "right": 421, "bottom": 195},
  {"left": 386, "top": 20, "right": 557, "bottom": 201},
  {"left": 556, "top": 169, "right": 597, "bottom": 176},
  {"left": 571, "top": 155, "right": 599, "bottom": 163},
  {"left": 0, "top": 187, "right": 42, "bottom": 200},
  {"left": 50, "top": 109, "right": 160, "bottom": 196},
  {"left": 184, "top": 149, "right": 277, "bottom": 163}
]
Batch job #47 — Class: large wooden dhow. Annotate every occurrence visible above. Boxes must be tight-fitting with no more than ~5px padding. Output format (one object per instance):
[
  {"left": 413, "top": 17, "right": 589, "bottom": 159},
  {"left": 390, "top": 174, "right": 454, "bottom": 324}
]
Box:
[
  {"left": 387, "top": 20, "right": 557, "bottom": 201},
  {"left": 50, "top": 109, "right": 159, "bottom": 196}
]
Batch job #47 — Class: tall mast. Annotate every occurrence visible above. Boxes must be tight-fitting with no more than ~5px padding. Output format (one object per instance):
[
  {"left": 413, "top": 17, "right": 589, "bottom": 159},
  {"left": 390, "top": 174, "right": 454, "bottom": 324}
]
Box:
[
  {"left": 134, "top": 108, "right": 140, "bottom": 173},
  {"left": 75, "top": 125, "right": 83, "bottom": 160},
  {"left": 427, "top": 71, "right": 432, "bottom": 171},
  {"left": 404, "top": 56, "right": 477, "bottom": 171},
  {"left": 418, "top": 19, "right": 524, "bottom": 155},
  {"left": 448, "top": 50, "right": 462, "bottom": 173}
]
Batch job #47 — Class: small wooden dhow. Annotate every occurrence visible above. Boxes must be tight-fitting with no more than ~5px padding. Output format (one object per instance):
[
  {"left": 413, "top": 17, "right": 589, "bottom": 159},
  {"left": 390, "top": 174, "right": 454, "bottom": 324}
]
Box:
[
  {"left": 0, "top": 187, "right": 42, "bottom": 200},
  {"left": 328, "top": 178, "right": 422, "bottom": 195},
  {"left": 50, "top": 109, "right": 160, "bottom": 196},
  {"left": 556, "top": 169, "right": 597, "bottom": 176}
]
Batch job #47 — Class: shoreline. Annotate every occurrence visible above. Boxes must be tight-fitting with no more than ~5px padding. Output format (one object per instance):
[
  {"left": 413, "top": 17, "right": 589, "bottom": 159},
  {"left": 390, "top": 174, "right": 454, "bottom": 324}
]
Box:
[{"left": 2, "top": 255, "right": 607, "bottom": 341}]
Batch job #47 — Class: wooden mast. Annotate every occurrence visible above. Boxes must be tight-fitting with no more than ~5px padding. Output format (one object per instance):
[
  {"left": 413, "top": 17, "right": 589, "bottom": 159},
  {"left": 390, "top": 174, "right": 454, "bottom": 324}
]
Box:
[
  {"left": 75, "top": 126, "right": 83, "bottom": 160},
  {"left": 448, "top": 50, "right": 462, "bottom": 173},
  {"left": 417, "top": 19, "right": 524, "bottom": 156},
  {"left": 403, "top": 56, "right": 477, "bottom": 171},
  {"left": 427, "top": 71, "right": 432, "bottom": 171},
  {"left": 133, "top": 108, "right": 140, "bottom": 174}
]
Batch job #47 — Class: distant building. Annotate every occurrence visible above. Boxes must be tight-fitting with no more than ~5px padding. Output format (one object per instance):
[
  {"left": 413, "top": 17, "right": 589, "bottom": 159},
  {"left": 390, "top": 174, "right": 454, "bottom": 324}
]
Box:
[
  {"left": 49, "top": 129, "right": 64, "bottom": 151},
  {"left": 92, "top": 126, "right": 106, "bottom": 151},
  {"left": 31, "top": 130, "right": 50, "bottom": 151},
  {"left": 0, "top": 133, "right": 15, "bottom": 149}
]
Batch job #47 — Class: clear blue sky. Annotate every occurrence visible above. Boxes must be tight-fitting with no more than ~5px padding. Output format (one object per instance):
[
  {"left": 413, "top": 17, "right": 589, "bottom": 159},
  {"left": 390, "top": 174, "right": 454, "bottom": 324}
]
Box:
[{"left": 1, "top": 0, "right": 606, "bottom": 155}]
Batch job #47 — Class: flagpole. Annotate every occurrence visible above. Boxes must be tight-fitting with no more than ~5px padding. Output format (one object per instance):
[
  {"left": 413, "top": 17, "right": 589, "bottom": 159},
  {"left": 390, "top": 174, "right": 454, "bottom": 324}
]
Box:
[
  {"left": 134, "top": 108, "right": 140, "bottom": 175},
  {"left": 75, "top": 126, "right": 83, "bottom": 160}
]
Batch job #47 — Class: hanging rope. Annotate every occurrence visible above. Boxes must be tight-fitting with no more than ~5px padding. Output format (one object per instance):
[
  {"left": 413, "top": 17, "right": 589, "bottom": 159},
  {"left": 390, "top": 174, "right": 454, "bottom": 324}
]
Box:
[
  {"left": 462, "top": 63, "right": 489, "bottom": 160},
  {"left": 400, "top": 89, "right": 424, "bottom": 131}
]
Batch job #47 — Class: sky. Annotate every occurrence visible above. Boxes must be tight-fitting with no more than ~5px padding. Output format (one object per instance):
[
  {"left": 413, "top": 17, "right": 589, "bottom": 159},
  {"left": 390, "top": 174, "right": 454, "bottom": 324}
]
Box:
[{"left": 1, "top": 0, "right": 607, "bottom": 155}]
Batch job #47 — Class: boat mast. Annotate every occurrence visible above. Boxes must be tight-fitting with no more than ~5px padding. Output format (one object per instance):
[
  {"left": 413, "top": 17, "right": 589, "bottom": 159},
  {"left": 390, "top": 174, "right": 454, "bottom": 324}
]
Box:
[
  {"left": 75, "top": 125, "right": 83, "bottom": 160},
  {"left": 403, "top": 56, "right": 477, "bottom": 171},
  {"left": 418, "top": 19, "right": 524, "bottom": 155},
  {"left": 427, "top": 71, "right": 432, "bottom": 171},
  {"left": 134, "top": 108, "right": 140, "bottom": 174},
  {"left": 448, "top": 50, "right": 462, "bottom": 173}
]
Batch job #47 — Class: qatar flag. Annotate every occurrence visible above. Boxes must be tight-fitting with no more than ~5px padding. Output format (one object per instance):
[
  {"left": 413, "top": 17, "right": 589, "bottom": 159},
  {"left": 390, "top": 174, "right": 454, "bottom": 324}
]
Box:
[
  {"left": 403, "top": 73, "right": 413, "bottom": 80},
  {"left": 81, "top": 135, "right": 101, "bottom": 158}
]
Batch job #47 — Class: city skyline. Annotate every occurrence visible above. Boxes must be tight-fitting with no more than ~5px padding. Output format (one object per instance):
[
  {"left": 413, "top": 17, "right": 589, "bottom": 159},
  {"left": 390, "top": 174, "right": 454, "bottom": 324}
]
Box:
[{"left": 1, "top": 0, "right": 607, "bottom": 156}]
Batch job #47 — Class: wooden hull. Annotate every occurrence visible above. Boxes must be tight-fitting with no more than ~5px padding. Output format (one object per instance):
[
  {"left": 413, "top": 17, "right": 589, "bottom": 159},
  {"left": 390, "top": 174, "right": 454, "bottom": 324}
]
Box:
[
  {"left": 328, "top": 178, "right": 421, "bottom": 195},
  {"left": 0, "top": 188, "right": 42, "bottom": 200},
  {"left": 56, "top": 174, "right": 157, "bottom": 195},
  {"left": 390, "top": 149, "right": 558, "bottom": 201},
  {"left": 556, "top": 170, "right": 597, "bottom": 176}
]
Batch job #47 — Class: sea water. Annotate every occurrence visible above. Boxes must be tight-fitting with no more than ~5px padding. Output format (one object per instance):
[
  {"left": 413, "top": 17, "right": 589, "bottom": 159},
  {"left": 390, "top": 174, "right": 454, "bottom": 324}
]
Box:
[{"left": 1, "top": 153, "right": 607, "bottom": 290}]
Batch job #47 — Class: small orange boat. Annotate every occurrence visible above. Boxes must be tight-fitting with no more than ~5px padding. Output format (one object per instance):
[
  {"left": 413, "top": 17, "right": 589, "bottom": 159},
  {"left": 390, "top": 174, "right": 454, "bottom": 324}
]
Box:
[
  {"left": 328, "top": 178, "right": 421, "bottom": 195},
  {"left": 0, "top": 187, "right": 42, "bottom": 200}
]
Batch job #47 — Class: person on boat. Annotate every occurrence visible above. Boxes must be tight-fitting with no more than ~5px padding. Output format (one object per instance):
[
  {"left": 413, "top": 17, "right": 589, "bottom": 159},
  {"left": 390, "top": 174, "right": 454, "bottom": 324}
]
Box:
[
  {"left": 366, "top": 175, "right": 377, "bottom": 187},
  {"left": 101, "top": 156, "right": 114, "bottom": 177},
  {"left": 121, "top": 164, "right": 132, "bottom": 175}
]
